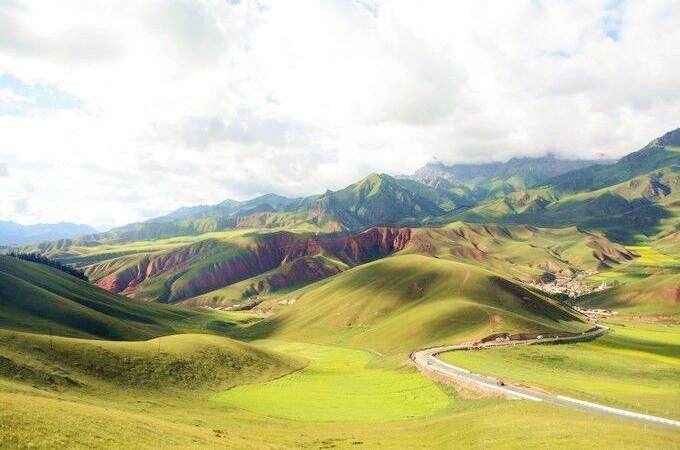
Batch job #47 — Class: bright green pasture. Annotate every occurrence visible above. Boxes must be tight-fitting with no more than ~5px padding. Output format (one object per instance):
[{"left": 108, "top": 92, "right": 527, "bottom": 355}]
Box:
[
  {"left": 627, "top": 245, "right": 679, "bottom": 266},
  {"left": 212, "top": 340, "right": 451, "bottom": 421},
  {"left": 440, "top": 322, "right": 680, "bottom": 418},
  {"left": 588, "top": 245, "right": 679, "bottom": 284},
  {"left": 2, "top": 332, "right": 679, "bottom": 448}
]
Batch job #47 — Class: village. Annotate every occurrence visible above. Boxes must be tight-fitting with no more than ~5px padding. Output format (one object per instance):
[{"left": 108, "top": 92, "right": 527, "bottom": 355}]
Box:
[{"left": 527, "top": 270, "right": 610, "bottom": 299}]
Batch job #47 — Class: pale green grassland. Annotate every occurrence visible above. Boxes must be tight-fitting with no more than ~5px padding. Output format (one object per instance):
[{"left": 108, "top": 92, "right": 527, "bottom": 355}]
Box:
[
  {"left": 440, "top": 321, "right": 680, "bottom": 418},
  {"left": 212, "top": 340, "right": 450, "bottom": 421},
  {"left": 1, "top": 330, "right": 678, "bottom": 449},
  {"left": 4, "top": 384, "right": 678, "bottom": 449}
]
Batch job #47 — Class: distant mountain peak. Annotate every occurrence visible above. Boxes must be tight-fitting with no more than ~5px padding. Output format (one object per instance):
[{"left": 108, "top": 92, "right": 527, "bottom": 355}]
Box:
[
  {"left": 652, "top": 128, "right": 680, "bottom": 147},
  {"left": 0, "top": 220, "right": 96, "bottom": 246},
  {"left": 411, "top": 154, "right": 613, "bottom": 189}
]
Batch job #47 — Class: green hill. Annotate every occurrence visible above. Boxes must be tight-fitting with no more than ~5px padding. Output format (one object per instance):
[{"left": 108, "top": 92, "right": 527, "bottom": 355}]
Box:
[
  {"left": 240, "top": 254, "right": 589, "bottom": 354},
  {"left": 580, "top": 272, "right": 680, "bottom": 317},
  {"left": 0, "top": 330, "right": 303, "bottom": 391},
  {"left": 547, "top": 128, "right": 680, "bottom": 193},
  {"left": 42, "top": 223, "right": 633, "bottom": 306},
  {"left": 0, "top": 255, "right": 239, "bottom": 340},
  {"left": 407, "top": 222, "right": 633, "bottom": 280},
  {"left": 300, "top": 173, "right": 465, "bottom": 230},
  {"left": 455, "top": 165, "right": 680, "bottom": 243}
]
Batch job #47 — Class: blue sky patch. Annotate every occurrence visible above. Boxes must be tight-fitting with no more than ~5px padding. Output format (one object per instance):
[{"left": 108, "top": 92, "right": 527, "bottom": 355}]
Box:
[
  {"left": 0, "top": 73, "right": 83, "bottom": 116},
  {"left": 603, "top": 0, "right": 623, "bottom": 41}
]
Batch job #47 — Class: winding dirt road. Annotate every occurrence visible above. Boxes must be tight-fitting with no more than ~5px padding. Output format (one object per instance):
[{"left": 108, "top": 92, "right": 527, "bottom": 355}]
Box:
[{"left": 412, "top": 325, "right": 680, "bottom": 429}]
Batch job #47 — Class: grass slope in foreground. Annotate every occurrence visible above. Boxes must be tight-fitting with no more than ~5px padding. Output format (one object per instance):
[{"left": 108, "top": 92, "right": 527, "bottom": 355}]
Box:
[
  {"left": 439, "top": 321, "right": 680, "bottom": 419},
  {"left": 0, "top": 330, "right": 303, "bottom": 391},
  {"left": 241, "top": 254, "right": 589, "bottom": 354},
  {"left": 2, "top": 331, "right": 677, "bottom": 448}
]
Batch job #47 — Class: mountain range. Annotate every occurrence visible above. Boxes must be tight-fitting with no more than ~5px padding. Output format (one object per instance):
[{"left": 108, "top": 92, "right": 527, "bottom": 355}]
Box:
[
  {"left": 3, "top": 129, "right": 679, "bottom": 449},
  {"left": 17, "top": 127, "right": 678, "bottom": 308},
  {"left": 0, "top": 221, "right": 97, "bottom": 246},
  {"left": 410, "top": 154, "right": 615, "bottom": 188},
  {"left": 26, "top": 128, "right": 679, "bottom": 248}
]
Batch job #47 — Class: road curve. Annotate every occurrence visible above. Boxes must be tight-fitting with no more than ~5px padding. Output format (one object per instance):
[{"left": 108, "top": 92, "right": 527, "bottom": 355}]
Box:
[{"left": 412, "top": 325, "right": 680, "bottom": 429}]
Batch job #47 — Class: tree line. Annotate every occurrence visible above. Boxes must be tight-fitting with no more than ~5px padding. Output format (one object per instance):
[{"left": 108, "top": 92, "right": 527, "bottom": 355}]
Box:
[{"left": 7, "top": 251, "right": 88, "bottom": 281}]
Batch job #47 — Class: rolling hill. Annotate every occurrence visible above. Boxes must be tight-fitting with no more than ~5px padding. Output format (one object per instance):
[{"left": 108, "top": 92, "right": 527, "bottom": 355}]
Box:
[
  {"left": 0, "top": 330, "right": 303, "bottom": 391},
  {"left": 448, "top": 130, "right": 680, "bottom": 242},
  {"left": 579, "top": 272, "right": 680, "bottom": 317},
  {"left": 81, "top": 227, "right": 413, "bottom": 303},
  {"left": 239, "top": 254, "right": 590, "bottom": 354},
  {"left": 30, "top": 223, "right": 634, "bottom": 307},
  {"left": 0, "top": 254, "right": 244, "bottom": 339},
  {"left": 12, "top": 127, "right": 680, "bottom": 317}
]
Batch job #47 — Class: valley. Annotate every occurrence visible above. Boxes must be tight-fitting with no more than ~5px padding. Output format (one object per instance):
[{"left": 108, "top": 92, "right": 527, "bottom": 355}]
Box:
[{"left": 2, "top": 129, "right": 680, "bottom": 448}]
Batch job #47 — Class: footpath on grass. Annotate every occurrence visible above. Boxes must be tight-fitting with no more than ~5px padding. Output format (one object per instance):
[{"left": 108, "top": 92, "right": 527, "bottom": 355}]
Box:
[{"left": 411, "top": 325, "right": 680, "bottom": 429}]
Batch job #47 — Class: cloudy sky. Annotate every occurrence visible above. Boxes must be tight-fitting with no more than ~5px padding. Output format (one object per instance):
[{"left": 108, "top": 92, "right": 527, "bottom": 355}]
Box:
[{"left": 1, "top": 0, "right": 679, "bottom": 228}]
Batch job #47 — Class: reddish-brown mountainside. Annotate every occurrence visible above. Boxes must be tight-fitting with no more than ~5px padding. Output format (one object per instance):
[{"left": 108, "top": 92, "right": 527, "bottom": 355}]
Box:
[{"left": 91, "top": 227, "right": 414, "bottom": 302}]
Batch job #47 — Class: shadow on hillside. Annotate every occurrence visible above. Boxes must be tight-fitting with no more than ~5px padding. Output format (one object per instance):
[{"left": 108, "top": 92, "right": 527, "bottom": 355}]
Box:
[
  {"left": 464, "top": 194, "right": 673, "bottom": 245},
  {"left": 219, "top": 316, "right": 285, "bottom": 342},
  {"left": 490, "top": 276, "right": 583, "bottom": 323}
]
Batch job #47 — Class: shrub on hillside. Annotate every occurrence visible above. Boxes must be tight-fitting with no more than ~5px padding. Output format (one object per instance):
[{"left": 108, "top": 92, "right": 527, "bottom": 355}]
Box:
[{"left": 7, "top": 252, "right": 88, "bottom": 281}]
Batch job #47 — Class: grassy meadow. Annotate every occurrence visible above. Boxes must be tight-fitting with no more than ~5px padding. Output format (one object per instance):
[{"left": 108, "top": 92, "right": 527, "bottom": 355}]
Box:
[
  {"left": 212, "top": 340, "right": 451, "bottom": 421},
  {"left": 1, "top": 330, "right": 679, "bottom": 449},
  {"left": 440, "top": 321, "right": 680, "bottom": 419}
]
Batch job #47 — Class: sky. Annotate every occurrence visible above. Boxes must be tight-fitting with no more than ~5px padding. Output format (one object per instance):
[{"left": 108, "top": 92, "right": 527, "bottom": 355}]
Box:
[{"left": 1, "top": 0, "right": 679, "bottom": 228}]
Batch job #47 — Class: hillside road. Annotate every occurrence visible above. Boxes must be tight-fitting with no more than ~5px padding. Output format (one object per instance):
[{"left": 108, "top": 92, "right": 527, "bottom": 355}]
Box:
[{"left": 412, "top": 326, "right": 680, "bottom": 429}]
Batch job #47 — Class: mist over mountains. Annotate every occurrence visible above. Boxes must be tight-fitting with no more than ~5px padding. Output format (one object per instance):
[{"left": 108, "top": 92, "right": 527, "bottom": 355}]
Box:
[
  {"left": 0, "top": 221, "right": 96, "bottom": 246},
  {"left": 7, "top": 128, "right": 680, "bottom": 249}
]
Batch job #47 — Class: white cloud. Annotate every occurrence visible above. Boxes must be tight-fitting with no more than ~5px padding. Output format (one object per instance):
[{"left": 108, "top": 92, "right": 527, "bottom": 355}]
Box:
[{"left": 0, "top": 0, "right": 679, "bottom": 227}]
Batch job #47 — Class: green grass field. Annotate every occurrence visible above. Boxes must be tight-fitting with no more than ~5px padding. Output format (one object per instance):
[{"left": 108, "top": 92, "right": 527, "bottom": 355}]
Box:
[
  {"left": 0, "top": 330, "right": 304, "bottom": 391},
  {"left": 440, "top": 321, "right": 680, "bottom": 418},
  {"left": 212, "top": 340, "right": 450, "bottom": 421},
  {"left": 4, "top": 381, "right": 679, "bottom": 449},
  {"left": 2, "top": 330, "right": 679, "bottom": 449}
]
